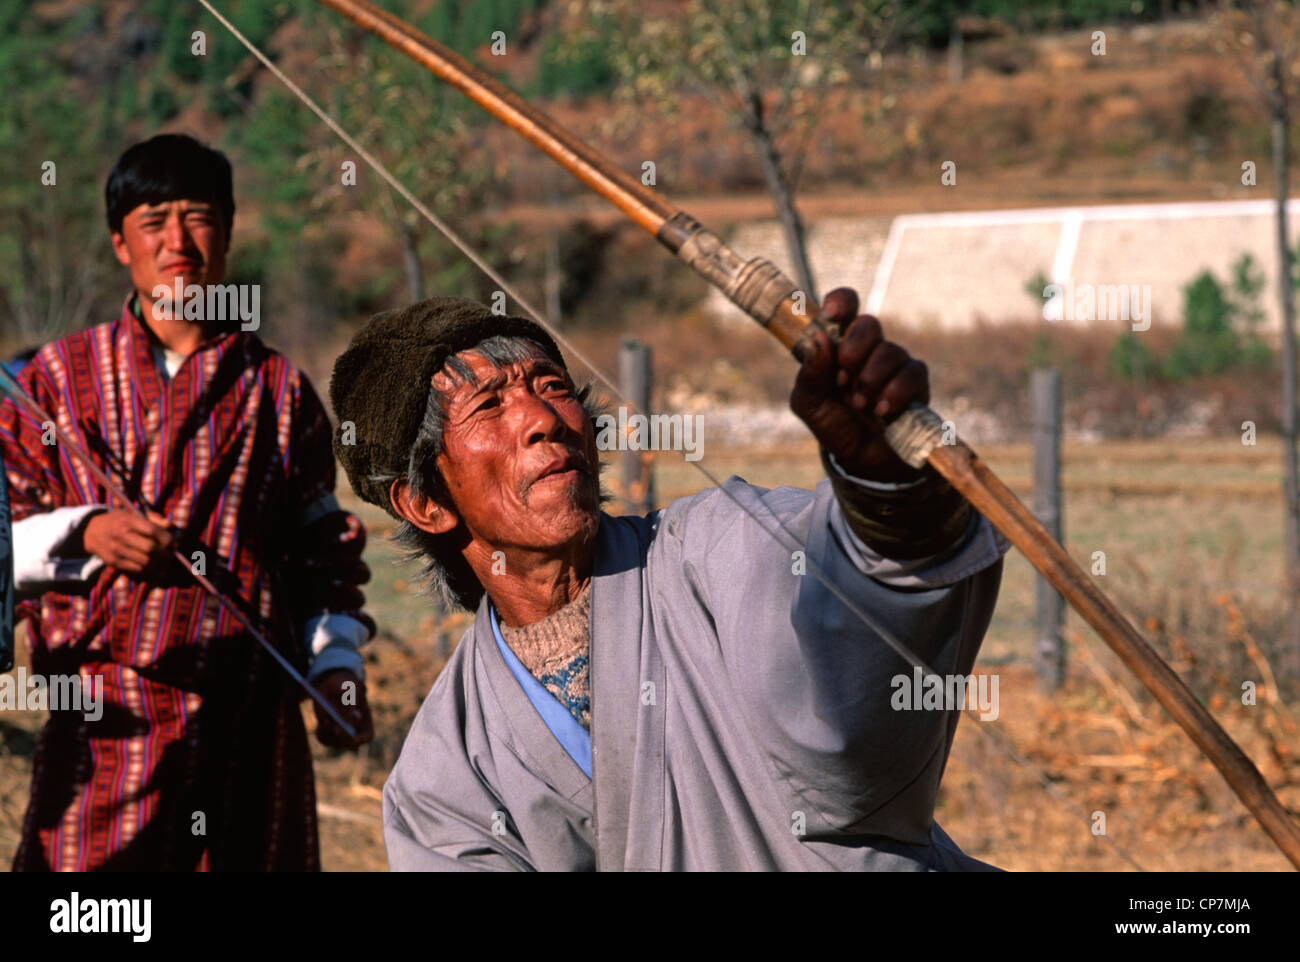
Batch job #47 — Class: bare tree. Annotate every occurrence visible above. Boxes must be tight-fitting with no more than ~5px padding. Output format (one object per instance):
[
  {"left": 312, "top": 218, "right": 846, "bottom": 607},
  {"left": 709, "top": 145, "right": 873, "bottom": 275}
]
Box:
[
  {"left": 0, "top": 5, "right": 120, "bottom": 349},
  {"left": 0, "top": 195, "right": 113, "bottom": 346},
  {"left": 576, "top": 0, "right": 897, "bottom": 302},
  {"left": 304, "top": 21, "right": 492, "bottom": 305},
  {"left": 1219, "top": 0, "right": 1300, "bottom": 671}
]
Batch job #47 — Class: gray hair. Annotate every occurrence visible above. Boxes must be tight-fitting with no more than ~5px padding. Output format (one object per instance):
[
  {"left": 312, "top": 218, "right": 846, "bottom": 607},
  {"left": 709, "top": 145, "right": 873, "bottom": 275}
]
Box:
[{"left": 370, "top": 335, "right": 607, "bottom": 612}]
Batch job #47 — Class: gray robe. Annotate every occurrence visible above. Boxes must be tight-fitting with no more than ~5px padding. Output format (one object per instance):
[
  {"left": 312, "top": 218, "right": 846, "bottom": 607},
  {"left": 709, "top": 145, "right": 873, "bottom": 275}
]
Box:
[{"left": 384, "top": 475, "right": 1008, "bottom": 871}]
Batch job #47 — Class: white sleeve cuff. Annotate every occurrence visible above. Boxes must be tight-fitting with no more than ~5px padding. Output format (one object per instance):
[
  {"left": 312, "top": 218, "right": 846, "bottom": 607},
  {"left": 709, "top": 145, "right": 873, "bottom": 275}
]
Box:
[
  {"left": 13, "top": 505, "right": 108, "bottom": 596},
  {"left": 303, "top": 612, "right": 372, "bottom": 681}
]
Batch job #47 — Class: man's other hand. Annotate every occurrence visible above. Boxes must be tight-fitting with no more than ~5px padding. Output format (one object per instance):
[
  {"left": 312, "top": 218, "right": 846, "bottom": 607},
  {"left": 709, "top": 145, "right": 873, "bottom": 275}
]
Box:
[
  {"left": 312, "top": 668, "right": 374, "bottom": 750},
  {"left": 80, "top": 508, "right": 176, "bottom": 576}
]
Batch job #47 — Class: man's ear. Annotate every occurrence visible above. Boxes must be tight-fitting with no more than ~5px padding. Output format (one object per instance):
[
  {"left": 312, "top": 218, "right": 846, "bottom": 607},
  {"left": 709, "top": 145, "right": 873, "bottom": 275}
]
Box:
[
  {"left": 390, "top": 477, "right": 458, "bottom": 535},
  {"left": 110, "top": 231, "right": 131, "bottom": 267}
]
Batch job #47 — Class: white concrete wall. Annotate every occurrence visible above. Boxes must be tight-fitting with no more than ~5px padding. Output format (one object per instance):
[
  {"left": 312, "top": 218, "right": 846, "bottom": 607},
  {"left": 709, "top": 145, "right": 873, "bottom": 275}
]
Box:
[{"left": 706, "top": 199, "right": 1300, "bottom": 333}]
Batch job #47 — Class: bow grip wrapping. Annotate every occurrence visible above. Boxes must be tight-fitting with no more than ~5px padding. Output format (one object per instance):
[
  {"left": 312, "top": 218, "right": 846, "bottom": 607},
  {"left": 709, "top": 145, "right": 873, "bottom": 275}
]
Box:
[{"left": 655, "top": 209, "right": 950, "bottom": 471}]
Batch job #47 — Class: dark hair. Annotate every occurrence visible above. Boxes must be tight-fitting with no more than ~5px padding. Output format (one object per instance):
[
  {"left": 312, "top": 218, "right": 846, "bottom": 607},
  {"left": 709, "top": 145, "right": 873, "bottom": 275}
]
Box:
[
  {"left": 373, "top": 335, "right": 608, "bottom": 612},
  {"left": 105, "top": 133, "right": 235, "bottom": 236}
]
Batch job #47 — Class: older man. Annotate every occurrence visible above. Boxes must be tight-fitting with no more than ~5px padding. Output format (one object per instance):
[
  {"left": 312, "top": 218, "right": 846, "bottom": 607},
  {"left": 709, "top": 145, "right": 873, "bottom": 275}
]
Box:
[{"left": 332, "top": 291, "right": 1008, "bottom": 871}]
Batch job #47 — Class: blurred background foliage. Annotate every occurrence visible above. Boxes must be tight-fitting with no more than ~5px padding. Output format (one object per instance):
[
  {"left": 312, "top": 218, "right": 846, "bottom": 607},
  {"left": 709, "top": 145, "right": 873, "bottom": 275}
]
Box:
[{"left": 0, "top": 0, "right": 1291, "bottom": 401}]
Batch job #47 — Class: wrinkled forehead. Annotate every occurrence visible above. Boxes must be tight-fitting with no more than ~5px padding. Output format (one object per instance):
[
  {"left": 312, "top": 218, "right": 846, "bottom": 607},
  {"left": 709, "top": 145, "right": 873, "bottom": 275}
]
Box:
[{"left": 431, "top": 338, "right": 566, "bottom": 399}]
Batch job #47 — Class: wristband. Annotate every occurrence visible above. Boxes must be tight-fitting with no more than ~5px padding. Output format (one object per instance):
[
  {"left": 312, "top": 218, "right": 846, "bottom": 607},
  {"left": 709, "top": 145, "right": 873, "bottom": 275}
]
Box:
[{"left": 821, "top": 448, "right": 973, "bottom": 560}]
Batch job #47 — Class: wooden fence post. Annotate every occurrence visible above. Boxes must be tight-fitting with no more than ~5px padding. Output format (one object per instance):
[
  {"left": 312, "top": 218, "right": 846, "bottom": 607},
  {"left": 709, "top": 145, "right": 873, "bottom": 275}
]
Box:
[{"left": 1032, "top": 367, "right": 1066, "bottom": 691}]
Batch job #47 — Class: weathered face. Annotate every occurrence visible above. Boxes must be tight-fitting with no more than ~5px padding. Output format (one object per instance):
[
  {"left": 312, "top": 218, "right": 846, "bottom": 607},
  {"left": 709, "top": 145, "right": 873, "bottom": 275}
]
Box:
[
  {"left": 432, "top": 345, "right": 600, "bottom": 554},
  {"left": 111, "top": 199, "right": 228, "bottom": 307}
]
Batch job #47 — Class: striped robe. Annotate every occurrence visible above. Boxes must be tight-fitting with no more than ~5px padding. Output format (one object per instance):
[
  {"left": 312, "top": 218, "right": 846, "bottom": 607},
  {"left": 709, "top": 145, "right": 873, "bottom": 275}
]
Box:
[{"left": 0, "top": 299, "right": 362, "bottom": 871}]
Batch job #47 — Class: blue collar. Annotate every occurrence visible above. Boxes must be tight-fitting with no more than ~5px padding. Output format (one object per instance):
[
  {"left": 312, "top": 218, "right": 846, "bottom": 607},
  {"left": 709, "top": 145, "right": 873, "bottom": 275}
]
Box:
[{"left": 489, "top": 603, "right": 592, "bottom": 778}]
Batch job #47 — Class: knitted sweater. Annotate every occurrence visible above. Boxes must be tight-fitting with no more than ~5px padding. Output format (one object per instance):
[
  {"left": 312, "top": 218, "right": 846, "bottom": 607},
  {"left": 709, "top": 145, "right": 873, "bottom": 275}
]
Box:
[{"left": 499, "top": 582, "right": 592, "bottom": 729}]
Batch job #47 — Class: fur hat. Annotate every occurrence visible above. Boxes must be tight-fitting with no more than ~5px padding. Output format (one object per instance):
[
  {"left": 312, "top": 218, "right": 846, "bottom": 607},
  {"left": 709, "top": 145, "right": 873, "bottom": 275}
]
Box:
[{"left": 329, "top": 296, "right": 565, "bottom": 516}]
